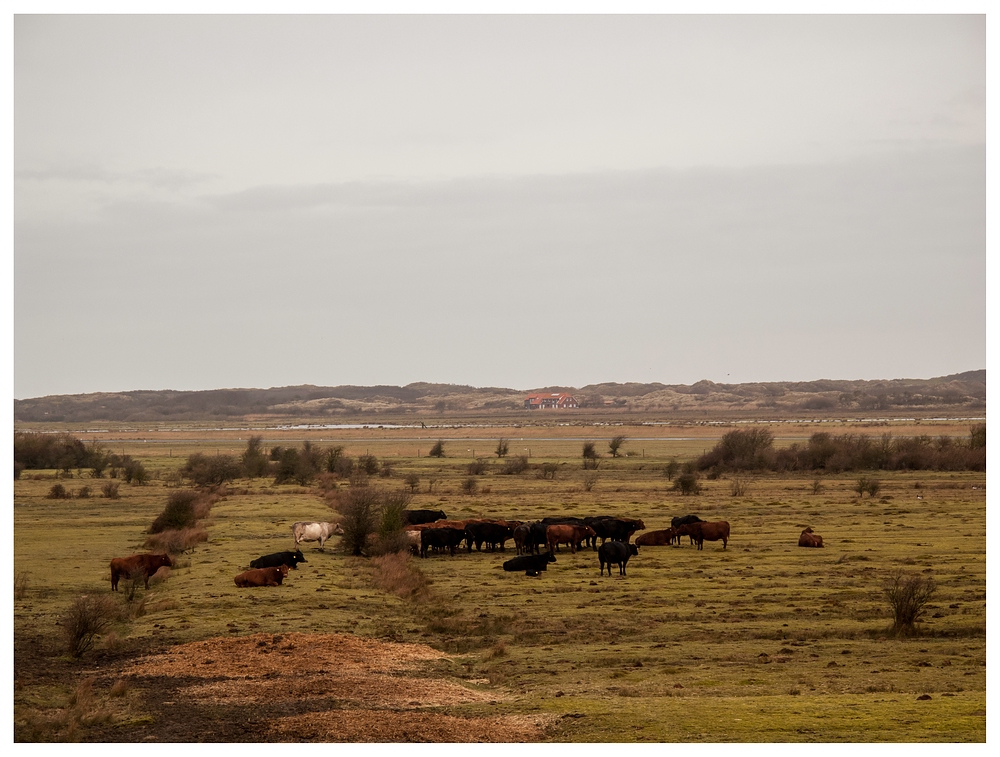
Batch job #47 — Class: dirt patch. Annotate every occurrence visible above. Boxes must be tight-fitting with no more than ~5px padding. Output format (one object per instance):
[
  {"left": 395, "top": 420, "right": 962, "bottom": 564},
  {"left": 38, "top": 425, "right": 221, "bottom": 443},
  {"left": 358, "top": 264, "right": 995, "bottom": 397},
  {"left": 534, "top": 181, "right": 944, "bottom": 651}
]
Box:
[{"left": 122, "top": 632, "right": 547, "bottom": 742}]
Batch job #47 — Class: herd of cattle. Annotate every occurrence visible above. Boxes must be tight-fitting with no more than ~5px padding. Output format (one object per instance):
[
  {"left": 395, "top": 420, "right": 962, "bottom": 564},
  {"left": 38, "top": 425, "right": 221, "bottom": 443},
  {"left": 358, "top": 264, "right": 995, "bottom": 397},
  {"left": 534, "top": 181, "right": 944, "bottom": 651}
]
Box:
[{"left": 108, "top": 508, "right": 826, "bottom": 590}]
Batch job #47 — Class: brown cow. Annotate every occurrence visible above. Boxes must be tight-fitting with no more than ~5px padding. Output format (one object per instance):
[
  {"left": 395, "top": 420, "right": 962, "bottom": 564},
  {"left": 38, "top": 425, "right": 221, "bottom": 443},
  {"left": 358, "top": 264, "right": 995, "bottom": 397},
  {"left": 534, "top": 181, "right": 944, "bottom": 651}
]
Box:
[
  {"left": 110, "top": 553, "right": 172, "bottom": 591},
  {"left": 635, "top": 528, "right": 678, "bottom": 547},
  {"left": 675, "top": 521, "right": 730, "bottom": 550},
  {"left": 546, "top": 524, "right": 596, "bottom": 554},
  {"left": 798, "top": 527, "right": 824, "bottom": 548},
  {"left": 234, "top": 564, "right": 289, "bottom": 588}
]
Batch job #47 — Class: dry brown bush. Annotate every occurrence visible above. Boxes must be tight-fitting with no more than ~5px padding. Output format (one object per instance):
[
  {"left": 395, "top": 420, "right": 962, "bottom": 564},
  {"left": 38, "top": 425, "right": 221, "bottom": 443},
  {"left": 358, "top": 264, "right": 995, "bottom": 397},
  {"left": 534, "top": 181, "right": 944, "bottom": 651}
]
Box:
[
  {"left": 62, "top": 595, "right": 118, "bottom": 658},
  {"left": 370, "top": 552, "right": 430, "bottom": 600},
  {"left": 144, "top": 527, "right": 207, "bottom": 553}
]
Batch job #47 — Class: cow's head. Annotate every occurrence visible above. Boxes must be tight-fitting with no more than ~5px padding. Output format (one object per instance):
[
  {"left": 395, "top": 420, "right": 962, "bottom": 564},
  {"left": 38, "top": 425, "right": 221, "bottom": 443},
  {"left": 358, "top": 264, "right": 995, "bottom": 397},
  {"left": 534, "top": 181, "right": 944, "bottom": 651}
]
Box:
[
  {"left": 278, "top": 564, "right": 290, "bottom": 577},
  {"left": 292, "top": 549, "right": 306, "bottom": 563},
  {"left": 331, "top": 522, "right": 345, "bottom": 535},
  {"left": 628, "top": 544, "right": 639, "bottom": 556},
  {"left": 545, "top": 552, "right": 556, "bottom": 563}
]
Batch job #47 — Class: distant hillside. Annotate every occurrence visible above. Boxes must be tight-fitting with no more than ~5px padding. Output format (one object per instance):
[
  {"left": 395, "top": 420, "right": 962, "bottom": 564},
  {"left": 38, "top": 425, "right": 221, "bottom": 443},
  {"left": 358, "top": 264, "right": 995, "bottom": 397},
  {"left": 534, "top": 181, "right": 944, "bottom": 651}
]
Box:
[{"left": 12, "top": 371, "right": 985, "bottom": 423}]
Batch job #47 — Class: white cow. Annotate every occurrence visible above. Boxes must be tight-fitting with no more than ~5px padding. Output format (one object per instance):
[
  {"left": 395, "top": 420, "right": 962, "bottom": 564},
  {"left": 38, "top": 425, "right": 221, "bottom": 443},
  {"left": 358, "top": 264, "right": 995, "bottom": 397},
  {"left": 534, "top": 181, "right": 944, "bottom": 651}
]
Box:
[{"left": 291, "top": 521, "right": 344, "bottom": 550}]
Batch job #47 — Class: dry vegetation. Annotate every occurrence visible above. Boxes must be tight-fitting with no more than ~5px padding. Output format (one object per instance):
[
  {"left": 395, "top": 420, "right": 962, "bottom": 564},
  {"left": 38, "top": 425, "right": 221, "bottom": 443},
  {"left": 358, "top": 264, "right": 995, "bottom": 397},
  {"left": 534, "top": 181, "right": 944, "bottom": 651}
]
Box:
[{"left": 13, "top": 414, "right": 987, "bottom": 742}]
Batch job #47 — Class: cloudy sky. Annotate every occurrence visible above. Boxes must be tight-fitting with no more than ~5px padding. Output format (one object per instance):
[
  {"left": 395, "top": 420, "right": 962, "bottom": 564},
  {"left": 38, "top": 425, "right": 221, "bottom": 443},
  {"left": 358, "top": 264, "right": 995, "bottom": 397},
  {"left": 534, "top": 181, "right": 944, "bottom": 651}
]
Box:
[{"left": 12, "top": 13, "right": 986, "bottom": 399}]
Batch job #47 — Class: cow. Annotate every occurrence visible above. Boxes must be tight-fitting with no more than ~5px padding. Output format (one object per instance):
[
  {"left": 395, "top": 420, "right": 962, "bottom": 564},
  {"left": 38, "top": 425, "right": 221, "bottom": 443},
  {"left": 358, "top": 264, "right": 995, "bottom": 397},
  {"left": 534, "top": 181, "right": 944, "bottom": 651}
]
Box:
[
  {"left": 110, "top": 553, "right": 172, "bottom": 592},
  {"left": 291, "top": 521, "right": 343, "bottom": 550},
  {"left": 798, "top": 527, "right": 824, "bottom": 548},
  {"left": 546, "top": 524, "right": 596, "bottom": 554},
  {"left": 671, "top": 514, "right": 704, "bottom": 545},
  {"left": 598, "top": 541, "right": 639, "bottom": 576},
  {"left": 513, "top": 524, "right": 532, "bottom": 554},
  {"left": 402, "top": 509, "right": 448, "bottom": 526},
  {"left": 405, "top": 530, "right": 423, "bottom": 555},
  {"left": 420, "top": 527, "right": 467, "bottom": 558},
  {"left": 675, "top": 520, "right": 730, "bottom": 550},
  {"left": 250, "top": 549, "right": 307, "bottom": 570},
  {"left": 465, "top": 522, "right": 515, "bottom": 552},
  {"left": 635, "top": 528, "right": 678, "bottom": 547},
  {"left": 503, "top": 552, "right": 556, "bottom": 575},
  {"left": 527, "top": 522, "right": 550, "bottom": 554},
  {"left": 234, "top": 564, "right": 289, "bottom": 588},
  {"left": 585, "top": 516, "right": 646, "bottom": 548}
]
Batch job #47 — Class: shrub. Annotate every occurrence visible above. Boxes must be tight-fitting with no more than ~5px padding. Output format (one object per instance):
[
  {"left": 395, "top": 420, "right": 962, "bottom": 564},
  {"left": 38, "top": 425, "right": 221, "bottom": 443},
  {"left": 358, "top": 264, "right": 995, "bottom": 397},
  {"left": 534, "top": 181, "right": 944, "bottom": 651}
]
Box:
[
  {"left": 182, "top": 453, "right": 243, "bottom": 487},
  {"left": 697, "top": 428, "right": 775, "bottom": 471},
  {"left": 730, "top": 477, "right": 750, "bottom": 497},
  {"left": 500, "top": 456, "right": 529, "bottom": 475},
  {"left": 14, "top": 571, "right": 28, "bottom": 600},
  {"left": 811, "top": 478, "right": 824, "bottom": 495},
  {"left": 582, "top": 441, "right": 599, "bottom": 468},
  {"left": 855, "top": 477, "right": 881, "bottom": 499},
  {"left": 662, "top": 460, "right": 679, "bottom": 480},
  {"left": 582, "top": 472, "right": 599, "bottom": 492},
  {"left": 404, "top": 473, "right": 420, "bottom": 493},
  {"left": 357, "top": 454, "right": 379, "bottom": 476},
  {"left": 241, "top": 436, "right": 270, "bottom": 479},
  {"left": 76, "top": 486, "right": 91, "bottom": 499},
  {"left": 467, "top": 459, "right": 488, "bottom": 475},
  {"left": 46, "top": 484, "right": 69, "bottom": 499},
  {"left": 149, "top": 490, "right": 200, "bottom": 534},
  {"left": 673, "top": 473, "right": 701, "bottom": 495},
  {"left": 540, "top": 463, "right": 558, "bottom": 480},
  {"left": 370, "top": 552, "right": 429, "bottom": 599},
  {"left": 144, "top": 527, "right": 208, "bottom": 554},
  {"left": 379, "top": 460, "right": 394, "bottom": 478},
  {"left": 101, "top": 482, "right": 120, "bottom": 499},
  {"left": 462, "top": 477, "right": 478, "bottom": 495},
  {"left": 62, "top": 595, "right": 118, "bottom": 658},
  {"left": 884, "top": 571, "right": 936, "bottom": 635},
  {"left": 495, "top": 438, "right": 509, "bottom": 458},
  {"left": 969, "top": 423, "right": 986, "bottom": 450},
  {"left": 338, "top": 486, "right": 382, "bottom": 556},
  {"left": 121, "top": 457, "right": 149, "bottom": 485},
  {"left": 428, "top": 440, "right": 446, "bottom": 458}
]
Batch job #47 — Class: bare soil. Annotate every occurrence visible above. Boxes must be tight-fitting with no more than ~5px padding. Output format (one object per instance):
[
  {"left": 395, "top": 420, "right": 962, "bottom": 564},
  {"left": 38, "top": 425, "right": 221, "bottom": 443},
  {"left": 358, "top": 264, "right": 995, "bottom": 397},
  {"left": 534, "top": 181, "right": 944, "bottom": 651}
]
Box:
[{"left": 42, "top": 632, "right": 552, "bottom": 742}]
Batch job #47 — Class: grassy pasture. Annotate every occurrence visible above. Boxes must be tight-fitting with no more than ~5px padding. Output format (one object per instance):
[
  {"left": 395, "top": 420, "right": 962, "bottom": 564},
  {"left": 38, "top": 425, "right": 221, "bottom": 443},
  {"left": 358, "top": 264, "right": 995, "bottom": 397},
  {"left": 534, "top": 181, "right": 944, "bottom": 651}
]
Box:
[{"left": 13, "top": 422, "right": 987, "bottom": 741}]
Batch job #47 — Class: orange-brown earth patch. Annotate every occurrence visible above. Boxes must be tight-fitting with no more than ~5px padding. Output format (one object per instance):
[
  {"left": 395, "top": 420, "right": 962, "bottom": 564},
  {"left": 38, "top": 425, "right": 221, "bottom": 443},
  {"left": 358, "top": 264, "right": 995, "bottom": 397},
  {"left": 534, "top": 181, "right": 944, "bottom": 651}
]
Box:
[{"left": 123, "top": 632, "right": 550, "bottom": 742}]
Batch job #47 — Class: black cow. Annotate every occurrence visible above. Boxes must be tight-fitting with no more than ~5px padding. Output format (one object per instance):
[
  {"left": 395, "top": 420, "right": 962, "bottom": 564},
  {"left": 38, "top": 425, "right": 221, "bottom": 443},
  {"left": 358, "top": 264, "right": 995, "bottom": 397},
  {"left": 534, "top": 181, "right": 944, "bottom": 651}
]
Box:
[
  {"left": 420, "top": 527, "right": 467, "bottom": 557},
  {"left": 598, "top": 541, "right": 639, "bottom": 576},
  {"left": 503, "top": 552, "right": 556, "bottom": 575},
  {"left": 671, "top": 514, "right": 704, "bottom": 545},
  {"left": 403, "top": 509, "right": 448, "bottom": 526},
  {"left": 585, "top": 516, "right": 646, "bottom": 548},
  {"left": 250, "top": 549, "right": 307, "bottom": 570},
  {"left": 526, "top": 522, "right": 550, "bottom": 554},
  {"left": 465, "top": 522, "right": 514, "bottom": 552}
]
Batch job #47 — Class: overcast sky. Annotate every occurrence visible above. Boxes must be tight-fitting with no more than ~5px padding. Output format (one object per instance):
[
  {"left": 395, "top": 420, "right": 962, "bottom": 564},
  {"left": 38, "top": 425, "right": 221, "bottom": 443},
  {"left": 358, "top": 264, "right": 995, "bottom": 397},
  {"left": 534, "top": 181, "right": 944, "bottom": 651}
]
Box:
[{"left": 12, "top": 14, "right": 986, "bottom": 399}]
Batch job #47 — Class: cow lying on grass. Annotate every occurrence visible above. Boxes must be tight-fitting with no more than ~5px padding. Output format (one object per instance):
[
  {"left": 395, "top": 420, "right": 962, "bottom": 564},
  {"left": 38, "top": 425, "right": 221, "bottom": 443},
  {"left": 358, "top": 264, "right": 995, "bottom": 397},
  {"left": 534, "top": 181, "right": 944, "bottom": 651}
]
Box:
[
  {"left": 503, "top": 552, "right": 556, "bottom": 576},
  {"left": 234, "top": 565, "right": 289, "bottom": 588},
  {"left": 798, "top": 527, "right": 824, "bottom": 547}
]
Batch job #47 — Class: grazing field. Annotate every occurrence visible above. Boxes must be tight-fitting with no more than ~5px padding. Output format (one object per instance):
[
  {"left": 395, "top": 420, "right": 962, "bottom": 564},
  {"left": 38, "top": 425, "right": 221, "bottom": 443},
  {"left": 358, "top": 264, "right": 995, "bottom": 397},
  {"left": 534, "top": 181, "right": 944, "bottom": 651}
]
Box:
[{"left": 13, "top": 420, "right": 987, "bottom": 742}]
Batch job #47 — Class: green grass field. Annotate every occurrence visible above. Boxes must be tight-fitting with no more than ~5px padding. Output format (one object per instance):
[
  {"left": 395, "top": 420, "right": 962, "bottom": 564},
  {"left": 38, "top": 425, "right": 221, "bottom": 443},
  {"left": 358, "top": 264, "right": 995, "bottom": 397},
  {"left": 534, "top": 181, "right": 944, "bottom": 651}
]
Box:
[{"left": 13, "top": 424, "right": 987, "bottom": 741}]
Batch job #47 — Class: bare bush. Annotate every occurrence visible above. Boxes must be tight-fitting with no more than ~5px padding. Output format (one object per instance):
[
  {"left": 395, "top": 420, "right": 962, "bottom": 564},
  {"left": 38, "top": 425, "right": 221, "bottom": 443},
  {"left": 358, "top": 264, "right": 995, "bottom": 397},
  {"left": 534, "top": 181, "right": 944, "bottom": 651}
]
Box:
[
  {"left": 540, "top": 463, "right": 558, "bottom": 480},
  {"left": 582, "top": 472, "right": 599, "bottom": 492},
  {"left": 338, "top": 486, "right": 382, "bottom": 556},
  {"left": 404, "top": 473, "right": 420, "bottom": 492},
  {"left": 884, "top": 571, "right": 936, "bottom": 635},
  {"left": 500, "top": 456, "right": 529, "bottom": 475},
  {"left": 101, "top": 482, "right": 120, "bottom": 500},
  {"left": 462, "top": 477, "right": 478, "bottom": 495},
  {"left": 62, "top": 595, "right": 118, "bottom": 658},
  {"left": 76, "top": 485, "right": 91, "bottom": 499},
  {"left": 730, "top": 477, "right": 751, "bottom": 497},
  {"left": 144, "top": 527, "right": 207, "bottom": 554},
  {"left": 467, "top": 459, "right": 488, "bottom": 475},
  {"left": 14, "top": 571, "right": 28, "bottom": 600},
  {"left": 495, "top": 438, "right": 509, "bottom": 458}
]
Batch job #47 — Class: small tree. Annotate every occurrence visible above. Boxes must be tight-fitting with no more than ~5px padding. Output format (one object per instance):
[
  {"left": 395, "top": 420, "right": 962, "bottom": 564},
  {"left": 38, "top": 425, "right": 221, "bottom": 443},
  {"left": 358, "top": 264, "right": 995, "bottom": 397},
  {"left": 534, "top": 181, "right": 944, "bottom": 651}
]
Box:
[
  {"left": 582, "top": 442, "right": 599, "bottom": 470},
  {"left": 673, "top": 473, "right": 701, "bottom": 495},
  {"left": 730, "top": 477, "right": 750, "bottom": 497},
  {"left": 582, "top": 472, "right": 599, "bottom": 492},
  {"left": 101, "top": 482, "right": 120, "bottom": 499},
  {"left": 855, "top": 476, "right": 881, "bottom": 499},
  {"left": 46, "top": 484, "right": 69, "bottom": 499},
  {"left": 462, "top": 477, "right": 478, "bottom": 495},
  {"left": 608, "top": 435, "right": 626, "bottom": 458},
  {"left": 241, "top": 436, "right": 269, "bottom": 479},
  {"left": 339, "top": 486, "right": 381, "bottom": 557},
  {"left": 404, "top": 473, "right": 420, "bottom": 493},
  {"left": 884, "top": 571, "right": 936, "bottom": 635},
  {"left": 663, "top": 459, "right": 679, "bottom": 481},
  {"left": 495, "top": 438, "right": 509, "bottom": 458},
  {"left": 428, "top": 440, "right": 446, "bottom": 458}
]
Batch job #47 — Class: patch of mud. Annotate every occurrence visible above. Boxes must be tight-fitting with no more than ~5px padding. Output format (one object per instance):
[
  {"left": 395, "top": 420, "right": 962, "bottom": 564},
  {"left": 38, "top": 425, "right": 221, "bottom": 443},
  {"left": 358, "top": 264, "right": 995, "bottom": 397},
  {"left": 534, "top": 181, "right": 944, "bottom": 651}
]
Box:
[{"left": 123, "top": 632, "right": 547, "bottom": 742}]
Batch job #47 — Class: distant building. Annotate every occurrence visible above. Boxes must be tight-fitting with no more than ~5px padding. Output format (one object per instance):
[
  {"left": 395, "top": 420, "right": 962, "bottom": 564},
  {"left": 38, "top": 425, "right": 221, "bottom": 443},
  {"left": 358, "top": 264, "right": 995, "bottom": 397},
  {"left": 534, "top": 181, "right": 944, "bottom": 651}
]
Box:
[{"left": 524, "top": 392, "right": 579, "bottom": 410}]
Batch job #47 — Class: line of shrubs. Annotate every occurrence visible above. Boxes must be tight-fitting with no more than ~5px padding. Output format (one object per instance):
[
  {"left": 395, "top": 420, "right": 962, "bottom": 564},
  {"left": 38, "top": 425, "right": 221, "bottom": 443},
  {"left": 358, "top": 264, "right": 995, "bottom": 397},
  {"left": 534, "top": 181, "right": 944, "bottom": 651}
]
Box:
[{"left": 695, "top": 426, "right": 986, "bottom": 474}]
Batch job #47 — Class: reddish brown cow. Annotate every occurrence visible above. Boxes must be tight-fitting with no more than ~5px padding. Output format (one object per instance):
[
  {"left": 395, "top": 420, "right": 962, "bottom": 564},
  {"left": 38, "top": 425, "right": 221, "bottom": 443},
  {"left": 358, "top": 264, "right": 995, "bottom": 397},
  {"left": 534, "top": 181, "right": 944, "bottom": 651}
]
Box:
[
  {"left": 635, "top": 528, "right": 678, "bottom": 547},
  {"left": 546, "top": 524, "right": 596, "bottom": 554},
  {"left": 234, "top": 564, "right": 289, "bottom": 588},
  {"left": 675, "top": 521, "right": 730, "bottom": 550},
  {"left": 798, "top": 527, "right": 824, "bottom": 548},
  {"left": 110, "top": 553, "right": 172, "bottom": 591}
]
